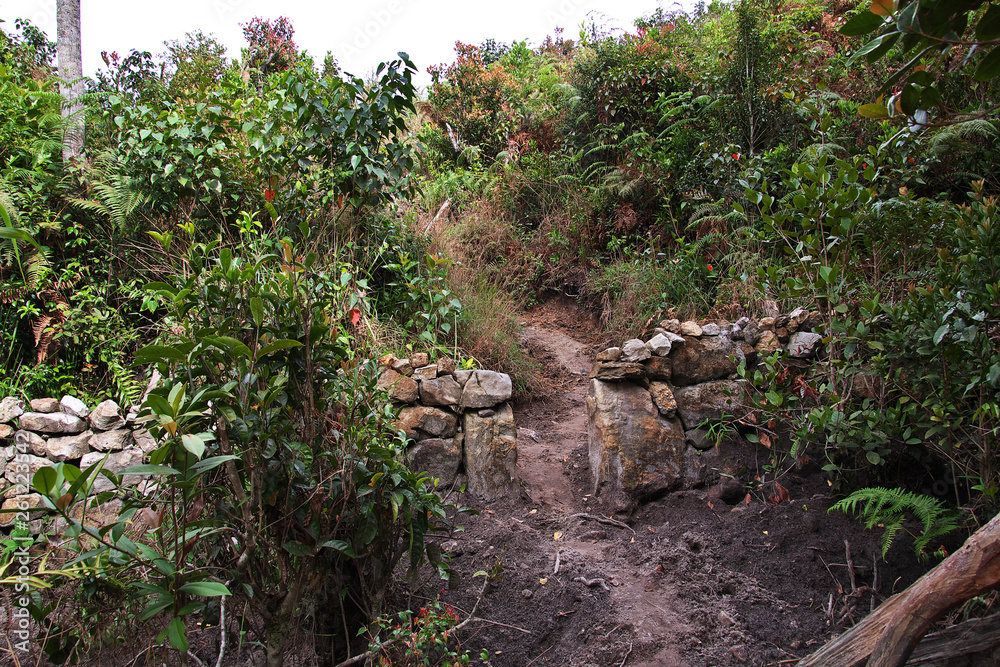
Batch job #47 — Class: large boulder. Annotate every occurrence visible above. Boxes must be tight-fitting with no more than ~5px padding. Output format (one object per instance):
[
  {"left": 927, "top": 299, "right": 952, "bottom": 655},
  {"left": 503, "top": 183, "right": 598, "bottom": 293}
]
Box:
[
  {"left": 587, "top": 380, "right": 686, "bottom": 503},
  {"left": 673, "top": 380, "right": 745, "bottom": 430},
  {"left": 463, "top": 403, "right": 518, "bottom": 501},
  {"left": 395, "top": 406, "right": 458, "bottom": 440},
  {"left": 460, "top": 370, "right": 513, "bottom": 409},
  {"left": 419, "top": 376, "right": 464, "bottom": 407},
  {"left": 18, "top": 411, "right": 87, "bottom": 434},
  {"left": 407, "top": 436, "right": 462, "bottom": 488},
  {"left": 670, "top": 335, "right": 745, "bottom": 386}
]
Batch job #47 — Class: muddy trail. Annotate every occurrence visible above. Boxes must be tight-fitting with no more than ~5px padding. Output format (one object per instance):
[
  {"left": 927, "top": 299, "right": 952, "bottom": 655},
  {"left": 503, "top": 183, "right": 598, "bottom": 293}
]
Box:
[{"left": 432, "top": 296, "right": 930, "bottom": 667}]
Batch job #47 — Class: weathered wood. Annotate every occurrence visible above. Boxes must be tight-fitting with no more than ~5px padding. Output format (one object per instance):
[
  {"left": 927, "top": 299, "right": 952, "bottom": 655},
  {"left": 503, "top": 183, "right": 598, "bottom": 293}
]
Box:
[
  {"left": 907, "top": 612, "right": 1000, "bottom": 665},
  {"left": 799, "top": 511, "right": 1000, "bottom": 667}
]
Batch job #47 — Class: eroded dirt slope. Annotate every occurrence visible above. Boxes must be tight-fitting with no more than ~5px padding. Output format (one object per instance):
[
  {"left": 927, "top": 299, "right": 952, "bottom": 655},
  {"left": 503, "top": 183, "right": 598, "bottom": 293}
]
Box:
[{"left": 435, "top": 296, "right": 928, "bottom": 667}]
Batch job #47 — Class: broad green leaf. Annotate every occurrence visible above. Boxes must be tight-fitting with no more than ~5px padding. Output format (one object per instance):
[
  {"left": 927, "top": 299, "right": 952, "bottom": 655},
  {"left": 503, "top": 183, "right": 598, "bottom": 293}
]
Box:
[
  {"left": 840, "top": 10, "right": 885, "bottom": 36},
  {"left": 140, "top": 595, "right": 174, "bottom": 621},
  {"left": 191, "top": 455, "right": 237, "bottom": 475},
  {"left": 134, "top": 345, "right": 188, "bottom": 363},
  {"left": 32, "top": 467, "right": 58, "bottom": 495},
  {"left": 973, "top": 46, "right": 1000, "bottom": 82},
  {"left": 866, "top": 451, "right": 881, "bottom": 465},
  {"left": 933, "top": 324, "right": 950, "bottom": 345},
  {"left": 181, "top": 434, "right": 206, "bottom": 458},
  {"left": 250, "top": 297, "right": 264, "bottom": 328},
  {"left": 166, "top": 617, "right": 189, "bottom": 652},
  {"left": 282, "top": 541, "right": 313, "bottom": 556},
  {"left": 318, "top": 539, "right": 356, "bottom": 557},
  {"left": 858, "top": 102, "right": 889, "bottom": 118},
  {"left": 179, "top": 581, "right": 232, "bottom": 597},
  {"left": 978, "top": 4, "right": 1000, "bottom": 41},
  {"left": 0, "top": 227, "right": 42, "bottom": 252},
  {"left": 121, "top": 464, "right": 181, "bottom": 476},
  {"left": 257, "top": 339, "right": 304, "bottom": 357}
]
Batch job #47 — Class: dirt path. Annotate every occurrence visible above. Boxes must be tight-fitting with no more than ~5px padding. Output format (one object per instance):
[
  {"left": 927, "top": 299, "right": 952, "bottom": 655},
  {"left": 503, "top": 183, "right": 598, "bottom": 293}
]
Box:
[{"left": 438, "top": 296, "right": 928, "bottom": 667}]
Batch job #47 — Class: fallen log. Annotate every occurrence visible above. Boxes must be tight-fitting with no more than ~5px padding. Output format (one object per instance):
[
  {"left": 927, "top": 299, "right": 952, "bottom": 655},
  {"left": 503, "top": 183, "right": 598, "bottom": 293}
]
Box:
[{"left": 799, "top": 510, "right": 1000, "bottom": 667}]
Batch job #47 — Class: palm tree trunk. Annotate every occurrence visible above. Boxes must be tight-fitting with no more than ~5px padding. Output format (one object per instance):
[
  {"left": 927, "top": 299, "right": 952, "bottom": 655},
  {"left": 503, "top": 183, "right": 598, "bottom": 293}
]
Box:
[{"left": 57, "top": 0, "right": 84, "bottom": 163}]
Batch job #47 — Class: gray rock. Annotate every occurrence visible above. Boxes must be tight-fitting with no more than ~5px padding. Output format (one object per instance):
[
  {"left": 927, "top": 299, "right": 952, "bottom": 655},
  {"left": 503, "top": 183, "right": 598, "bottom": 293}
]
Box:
[
  {"left": 45, "top": 431, "right": 93, "bottom": 461},
  {"left": 89, "top": 400, "right": 125, "bottom": 431},
  {"left": 0, "top": 397, "right": 25, "bottom": 423},
  {"left": 787, "top": 331, "right": 823, "bottom": 358},
  {"left": 18, "top": 411, "right": 87, "bottom": 434},
  {"left": 665, "top": 331, "right": 686, "bottom": 345},
  {"left": 700, "top": 323, "right": 721, "bottom": 337},
  {"left": 4, "top": 454, "right": 52, "bottom": 486},
  {"left": 589, "top": 361, "right": 647, "bottom": 383},
  {"left": 679, "top": 321, "right": 703, "bottom": 337},
  {"left": 463, "top": 403, "right": 518, "bottom": 501},
  {"left": 90, "top": 429, "right": 130, "bottom": 452},
  {"left": 684, "top": 446, "right": 721, "bottom": 487},
  {"left": 437, "top": 356, "right": 457, "bottom": 375},
  {"left": 649, "top": 382, "right": 677, "bottom": 419},
  {"left": 407, "top": 436, "right": 462, "bottom": 488},
  {"left": 454, "top": 370, "right": 473, "bottom": 388},
  {"left": 478, "top": 409, "right": 495, "bottom": 418},
  {"left": 30, "top": 398, "right": 60, "bottom": 413},
  {"left": 646, "top": 334, "right": 672, "bottom": 357},
  {"left": 80, "top": 447, "right": 144, "bottom": 493},
  {"left": 596, "top": 347, "right": 621, "bottom": 362},
  {"left": 755, "top": 330, "right": 780, "bottom": 353},
  {"left": 132, "top": 429, "right": 159, "bottom": 454},
  {"left": 670, "top": 335, "right": 745, "bottom": 386},
  {"left": 644, "top": 357, "right": 672, "bottom": 382},
  {"left": 685, "top": 428, "right": 714, "bottom": 451},
  {"left": 588, "top": 380, "right": 686, "bottom": 502},
  {"left": 621, "top": 339, "right": 651, "bottom": 363},
  {"left": 389, "top": 357, "right": 414, "bottom": 376},
  {"left": 60, "top": 395, "right": 90, "bottom": 418},
  {"left": 16, "top": 430, "right": 46, "bottom": 457},
  {"left": 673, "top": 380, "right": 745, "bottom": 430},
  {"left": 0, "top": 494, "right": 46, "bottom": 528},
  {"left": 413, "top": 365, "right": 438, "bottom": 381},
  {"left": 461, "top": 370, "right": 513, "bottom": 409},
  {"left": 411, "top": 352, "right": 430, "bottom": 367},
  {"left": 396, "top": 406, "right": 458, "bottom": 440},
  {"left": 419, "top": 376, "right": 464, "bottom": 407},
  {"left": 660, "top": 319, "right": 682, "bottom": 333},
  {"left": 1, "top": 445, "right": 13, "bottom": 463}
]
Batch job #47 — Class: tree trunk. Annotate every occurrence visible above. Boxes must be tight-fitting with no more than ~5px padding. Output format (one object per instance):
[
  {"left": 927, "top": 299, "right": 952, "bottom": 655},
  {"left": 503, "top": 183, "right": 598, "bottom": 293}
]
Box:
[
  {"left": 799, "top": 510, "right": 1000, "bottom": 667},
  {"left": 57, "top": 0, "right": 84, "bottom": 163}
]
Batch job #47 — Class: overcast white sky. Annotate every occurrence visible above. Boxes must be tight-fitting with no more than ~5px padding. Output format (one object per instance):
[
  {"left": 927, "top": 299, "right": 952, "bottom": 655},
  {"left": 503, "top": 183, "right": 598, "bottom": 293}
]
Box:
[{"left": 1, "top": 0, "right": 698, "bottom": 89}]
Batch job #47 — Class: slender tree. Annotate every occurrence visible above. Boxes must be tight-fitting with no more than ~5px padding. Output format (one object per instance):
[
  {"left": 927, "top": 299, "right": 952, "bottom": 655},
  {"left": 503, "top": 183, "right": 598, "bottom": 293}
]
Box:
[{"left": 57, "top": 0, "right": 84, "bottom": 162}]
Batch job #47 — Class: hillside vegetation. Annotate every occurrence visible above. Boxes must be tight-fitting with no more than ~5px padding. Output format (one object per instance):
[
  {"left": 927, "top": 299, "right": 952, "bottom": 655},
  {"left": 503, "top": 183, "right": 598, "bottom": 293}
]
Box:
[{"left": 1, "top": 0, "right": 999, "bottom": 664}]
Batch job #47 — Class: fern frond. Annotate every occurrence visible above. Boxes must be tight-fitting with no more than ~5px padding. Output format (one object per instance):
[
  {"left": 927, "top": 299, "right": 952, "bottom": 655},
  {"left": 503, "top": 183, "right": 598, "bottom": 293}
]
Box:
[{"left": 829, "top": 487, "right": 960, "bottom": 559}]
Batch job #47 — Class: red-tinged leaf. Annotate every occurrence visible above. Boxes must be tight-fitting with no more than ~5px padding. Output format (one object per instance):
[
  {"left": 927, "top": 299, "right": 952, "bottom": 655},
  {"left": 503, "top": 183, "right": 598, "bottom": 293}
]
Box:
[
  {"left": 707, "top": 501, "right": 715, "bottom": 510},
  {"left": 745, "top": 412, "right": 758, "bottom": 424},
  {"left": 743, "top": 493, "right": 751, "bottom": 507},
  {"left": 760, "top": 432, "right": 772, "bottom": 448},
  {"left": 349, "top": 308, "right": 362, "bottom": 326},
  {"left": 858, "top": 102, "right": 890, "bottom": 118},
  {"left": 871, "top": 0, "right": 893, "bottom": 17},
  {"left": 776, "top": 482, "right": 791, "bottom": 503}
]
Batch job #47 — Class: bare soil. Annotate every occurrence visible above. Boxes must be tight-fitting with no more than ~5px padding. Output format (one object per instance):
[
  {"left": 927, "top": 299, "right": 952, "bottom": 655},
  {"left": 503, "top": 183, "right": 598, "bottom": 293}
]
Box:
[{"left": 431, "top": 295, "right": 933, "bottom": 667}]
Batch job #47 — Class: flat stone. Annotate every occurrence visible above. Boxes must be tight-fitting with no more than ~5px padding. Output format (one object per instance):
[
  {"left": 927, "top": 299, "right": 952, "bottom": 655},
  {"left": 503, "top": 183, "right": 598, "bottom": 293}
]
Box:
[
  {"left": 16, "top": 430, "right": 46, "bottom": 456},
  {"left": 679, "top": 321, "right": 703, "bottom": 337},
  {"left": 419, "top": 376, "right": 464, "bottom": 407},
  {"left": 89, "top": 400, "right": 124, "bottom": 431},
  {"left": 45, "top": 431, "right": 93, "bottom": 461},
  {"left": 596, "top": 347, "right": 621, "bottom": 362},
  {"left": 0, "top": 494, "right": 46, "bottom": 528},
  {"left": 80, "top": 447, "right": 144, "bottom": 493},
  {"left": 787, "top": 331, "right": 823, "bottom": 358},
  {"left": 413, "top": 365, "right": 438, "bottom": 381},
  {"left": 700, "top": 323, "right": 721, "bottom": 337},
  {"left": 588, "top": 380, "right": 686, "bottom": 502},
  {"left": 464, "top": 404, "right": 517, "bottom": 501},
  {"left": 437, "top": 356, "right": 457, "bottom": 375},
  {"left": 411, "top": 352, "right": 430, "bottom": 368},
  {"left": 407, "top": 436, "right": 462, "bottom": 488},
  {"left": 460, "top": 370, "right": 513, "bottom": 409},
  {"left": 453, "top": 370, "right": 473, "bottom": 387},
  {"left": 395, "top": 406, "right": 458, "bottom": 440},
  {"left": 30, "top": 398, "right": 60, "bottom": 413},
  {"left": 390, "top": 357, "right": 414, "bottom": 376},
  {"left": 646, "top": 334, "right": 672, "bottom": 357},
  {"left": 18, "top": 411, "right": 87, "bottom": 434},
  {"left": 685, "top": 428, "right": 714, "bottom": 451},
  {"left": 673, "top": 380, "right": 746, "bottom": 430},
  {"left": 60, "top": 395, "right": 90, "bottom": 418},
  {"left": 90, "top": 429, "right": 130, "bottom": 452},
  {"left": 644, "top": 356, "right": 672, "bottom": 382},
  {"left": 621, "top": 339, "right": 651, "bottom": 362},
  {"left": 0, "top": 425, "right": 13, "bottom": 440},
  {"left": 589, "top": 361, "right": 646, "bottom": 383},
  {"left": 649, "top": 382, "right": 677, "bottom": 419},
  {"left": 670, "top": 335, "right": 745, "bottom": 386},
  {"left": 0, "top": 397, "right": 25, "bottom": 423}
]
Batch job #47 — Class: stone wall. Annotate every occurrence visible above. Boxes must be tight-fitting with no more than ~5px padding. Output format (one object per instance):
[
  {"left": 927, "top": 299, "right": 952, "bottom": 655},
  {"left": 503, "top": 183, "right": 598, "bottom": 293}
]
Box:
[
  {"left": 588, "top": 308, "right": 824, "bottom": 506},
  {"left": 1, "top": 395, "right": 153, "bottom": 532},
  {"left": 378, "top": 352, "right": 518, "bottom": 501}
]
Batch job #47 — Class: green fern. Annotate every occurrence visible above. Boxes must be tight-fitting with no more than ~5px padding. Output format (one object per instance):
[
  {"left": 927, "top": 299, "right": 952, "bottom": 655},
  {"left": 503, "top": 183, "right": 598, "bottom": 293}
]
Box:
[{"left": 829, "top": 487, "right": 960, "bottom": 559}]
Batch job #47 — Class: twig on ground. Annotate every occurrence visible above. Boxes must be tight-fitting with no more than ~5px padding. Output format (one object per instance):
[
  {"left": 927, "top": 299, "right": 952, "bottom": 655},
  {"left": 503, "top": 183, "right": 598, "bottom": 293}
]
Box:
[
  {"left": 618, "top": 641, "right": 633, "bottom": 667},
  {"left": 525, "top": 646, "right": 551, "bottom": 666},
  {"left": 573, "top": 576, "right": 611, "bottom": 591},
  {"left": 603, "top": 623, "right": 623, "bottom": 638},
  {"left": 470, "top": 618, "right": 532, "bottom": 633},
  {"left": 569, "top": 513, "right": 635, "bottom": 534},
  {"left": 554, "top": 549, "right": 562, "bottom": 575},
  {"left": 845, "top": 540, "right": 857, "bottom": 593}
]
